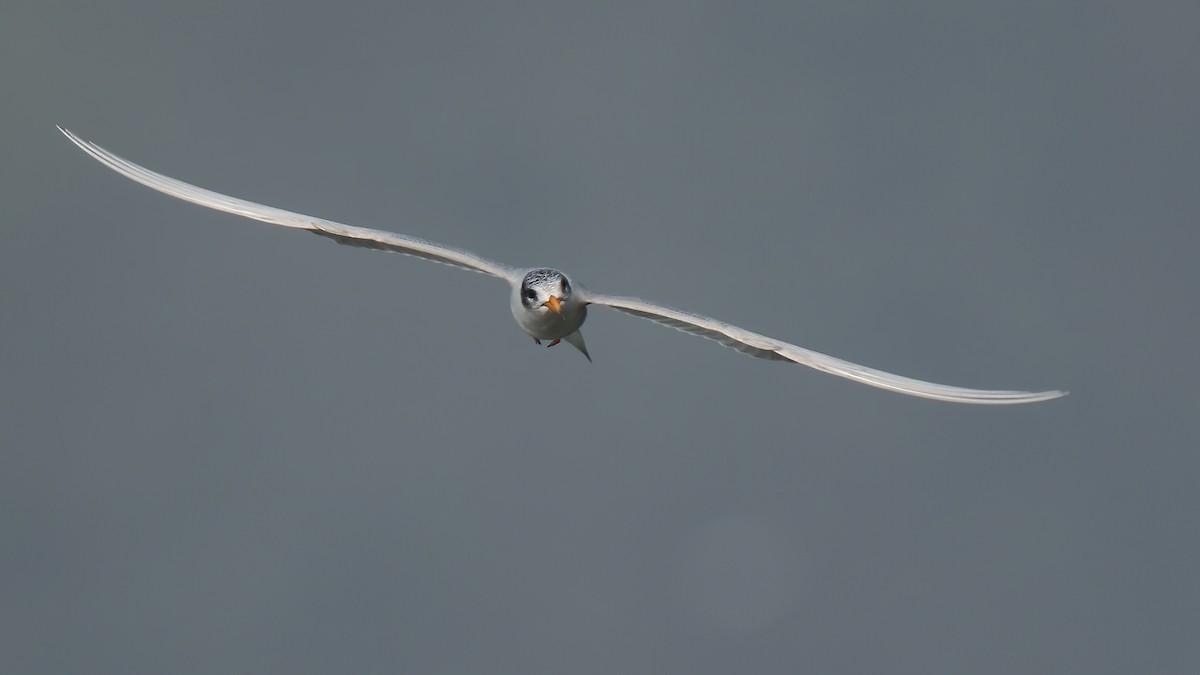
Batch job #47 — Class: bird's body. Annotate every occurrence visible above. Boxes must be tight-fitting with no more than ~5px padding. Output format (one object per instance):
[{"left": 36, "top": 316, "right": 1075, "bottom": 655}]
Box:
[
  {"left": 510, "top": 268, "right": 591, "bottom": 359},
  {"left": 58, "top": 127, "right": 1065, "bottom": 404}
]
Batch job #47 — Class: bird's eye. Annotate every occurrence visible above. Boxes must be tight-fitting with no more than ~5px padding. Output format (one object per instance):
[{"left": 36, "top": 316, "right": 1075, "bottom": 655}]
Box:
[
  {"left": 560, "top": 278, "right": 570, "bottom": 294},
  {"left": 522, "top": 288, "right": 537, "bottom": 301}
]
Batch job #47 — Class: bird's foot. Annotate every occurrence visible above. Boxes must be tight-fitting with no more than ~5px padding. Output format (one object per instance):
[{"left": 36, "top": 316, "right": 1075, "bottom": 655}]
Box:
[
  {"left": 533, "top": 337, "right": 542, "bottom": 345},
  {"left": 547, "top": 339, "right": 561, "bottom": 348}
]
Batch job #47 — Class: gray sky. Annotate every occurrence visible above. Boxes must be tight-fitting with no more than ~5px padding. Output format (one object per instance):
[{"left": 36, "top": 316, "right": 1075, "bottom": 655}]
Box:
[{"left": 3, "top": 1, "right": 1198, "bottom": 673}]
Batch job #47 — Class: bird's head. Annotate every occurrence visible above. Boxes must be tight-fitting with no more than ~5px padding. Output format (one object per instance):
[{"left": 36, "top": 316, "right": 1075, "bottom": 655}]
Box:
[{"left": 519, "top": 268, "right": 575, "bottom": 315}]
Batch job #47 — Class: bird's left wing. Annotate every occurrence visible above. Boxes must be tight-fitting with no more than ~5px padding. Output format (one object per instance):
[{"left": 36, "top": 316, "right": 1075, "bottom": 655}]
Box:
[
  {"left": 58, "top": 127, "right": 521, "bottom": 282},
  {"left": 585, "top": 292, "right": 1066, "bottom": 404}
]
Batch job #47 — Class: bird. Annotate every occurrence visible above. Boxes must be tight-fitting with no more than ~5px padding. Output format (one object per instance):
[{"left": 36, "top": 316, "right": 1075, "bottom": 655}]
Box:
[{"left": 57, "top": 127, "right": 1066, "bottom": 404}]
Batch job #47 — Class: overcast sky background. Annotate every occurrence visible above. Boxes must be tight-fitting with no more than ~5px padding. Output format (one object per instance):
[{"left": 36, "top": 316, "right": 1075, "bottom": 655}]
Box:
[{"left": 3, "top": 2, "right": 1198, "bottom": 673}]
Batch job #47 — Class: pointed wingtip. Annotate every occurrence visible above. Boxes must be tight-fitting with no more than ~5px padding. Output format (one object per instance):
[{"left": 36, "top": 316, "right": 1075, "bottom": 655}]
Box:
[
  {"left": 1013, "top": 389, "right": 1068, "bottom": 404},
  {"left": 56, "top": 125, "right": 84, "bottom": 147}
]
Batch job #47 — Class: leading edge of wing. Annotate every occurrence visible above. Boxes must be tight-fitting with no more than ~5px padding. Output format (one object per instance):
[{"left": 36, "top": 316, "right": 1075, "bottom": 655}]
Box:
[
  {"left": 586, "top": 293, "right": 1067, "bottom": 405},
  {"left": 57, "top": 127, "right": 520, "bottom": 282}
]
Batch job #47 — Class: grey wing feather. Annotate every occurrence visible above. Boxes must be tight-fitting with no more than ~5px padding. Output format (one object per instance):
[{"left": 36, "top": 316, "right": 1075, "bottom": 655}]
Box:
[
  {"left": 58, "top": 127, "right": 520, "bottom": 282},
  {"left": 585, "top": 293, "right": 1066, "bottom": 404}
]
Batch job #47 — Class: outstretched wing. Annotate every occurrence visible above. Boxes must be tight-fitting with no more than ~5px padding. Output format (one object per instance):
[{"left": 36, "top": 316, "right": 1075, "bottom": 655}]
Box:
[
  {"left": 58, "top": 127, "right": 520, "bottom": 282},
  {"left": 585, "top": 293, "right": 1066, "bottom": 404}
]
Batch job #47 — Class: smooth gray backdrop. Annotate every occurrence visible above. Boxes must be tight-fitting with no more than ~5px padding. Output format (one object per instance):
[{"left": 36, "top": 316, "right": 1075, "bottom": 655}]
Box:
[{"left": 3, "top": 2, "right": 1197, "bottom": 673}]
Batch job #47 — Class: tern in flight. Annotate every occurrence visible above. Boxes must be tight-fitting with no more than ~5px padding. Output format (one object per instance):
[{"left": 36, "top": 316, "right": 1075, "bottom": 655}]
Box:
[{"left": 59, "top": 127, "right": 1065, "bottom": 404}]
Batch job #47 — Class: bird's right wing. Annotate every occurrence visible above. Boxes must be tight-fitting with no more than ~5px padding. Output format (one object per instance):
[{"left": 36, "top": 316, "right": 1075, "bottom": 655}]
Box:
[
  {"left": 586, "top": 293, "right": 1066, "bottom": 404},
  {"left": 58, "top": 127, "right": 521, "bottom": 282}
]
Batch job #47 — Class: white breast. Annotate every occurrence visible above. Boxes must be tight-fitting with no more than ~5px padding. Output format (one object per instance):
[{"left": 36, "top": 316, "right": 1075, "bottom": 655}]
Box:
[{"left": 510, "top": 294, "right": 588, "bottom": 340}]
